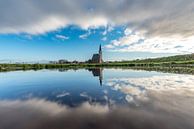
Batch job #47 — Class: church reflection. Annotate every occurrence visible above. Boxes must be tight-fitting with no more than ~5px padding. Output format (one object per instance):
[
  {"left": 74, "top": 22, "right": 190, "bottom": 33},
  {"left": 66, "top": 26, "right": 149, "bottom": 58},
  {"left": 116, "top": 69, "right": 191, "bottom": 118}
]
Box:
[{"left": 88, "top": 68, "right": 103, "bottom": 86}]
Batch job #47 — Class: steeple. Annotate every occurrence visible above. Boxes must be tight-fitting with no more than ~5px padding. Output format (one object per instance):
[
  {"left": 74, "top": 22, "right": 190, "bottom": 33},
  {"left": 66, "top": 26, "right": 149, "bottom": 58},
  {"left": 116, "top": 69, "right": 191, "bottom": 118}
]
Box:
[
  {"left": 99, "top": 44, "right": 102, "bottom": 54},
  {"left": 91, "top": 44, "right": 103, "bottom": 63},
  {"left": 99, "top": 44, "right": 102, "bottom": 63}
]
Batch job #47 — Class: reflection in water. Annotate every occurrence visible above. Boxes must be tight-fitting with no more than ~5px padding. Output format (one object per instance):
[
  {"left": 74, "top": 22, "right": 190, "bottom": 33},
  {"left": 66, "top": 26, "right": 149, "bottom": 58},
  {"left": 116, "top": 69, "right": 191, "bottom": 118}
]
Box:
[
  {"left": 0, "top": 97, "right": 194, "bottom": 129},
  {"left": 104, "top": 74, "right": 194, "bottom": 104},
  {"left": 0, "top": 69, "right": 194, "bottom": 129},
  {"left": 88, "top": 68, "right": 103, "bottom": 86}
]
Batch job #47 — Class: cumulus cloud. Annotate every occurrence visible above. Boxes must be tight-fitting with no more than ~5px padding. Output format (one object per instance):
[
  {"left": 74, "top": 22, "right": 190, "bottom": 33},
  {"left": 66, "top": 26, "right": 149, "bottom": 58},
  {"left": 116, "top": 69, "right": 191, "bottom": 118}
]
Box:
[
  {"left": 102, "top": 25, "right": 114, "bottom": 36},
  {"left": 1, "top": 0, "right": 194, "bottom": 54},
  {"left": 105, "top": 29, "right": 194, "bottom": 53},
  {"left": 56, "top": 34, "right": 69, "bottom": 40},
  {"left": 0, "top": 0, "right": 194, "bottom": 37},
  {"left": 79, "top": 29, "right": 95, "bottom": 39},
  {"left": 79, "top": 33, "right": 90, "bottom": 39}
]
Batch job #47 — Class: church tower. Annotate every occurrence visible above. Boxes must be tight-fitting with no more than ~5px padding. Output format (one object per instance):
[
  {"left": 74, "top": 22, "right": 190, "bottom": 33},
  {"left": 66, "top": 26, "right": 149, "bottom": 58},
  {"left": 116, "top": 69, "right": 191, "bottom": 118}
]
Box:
[
  {"left": 99, "top": 44, "right": 102, "bottom": 63},
  {"left": 91, "top": 44, "right": 103, "bottom": 63}
]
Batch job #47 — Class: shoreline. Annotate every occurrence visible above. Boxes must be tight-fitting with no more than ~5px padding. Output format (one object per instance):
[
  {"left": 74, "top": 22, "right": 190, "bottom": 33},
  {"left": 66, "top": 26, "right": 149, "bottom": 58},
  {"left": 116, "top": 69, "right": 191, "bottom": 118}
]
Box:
[{"left": 0, "top": 63, "right": 194, "bottom": 75}]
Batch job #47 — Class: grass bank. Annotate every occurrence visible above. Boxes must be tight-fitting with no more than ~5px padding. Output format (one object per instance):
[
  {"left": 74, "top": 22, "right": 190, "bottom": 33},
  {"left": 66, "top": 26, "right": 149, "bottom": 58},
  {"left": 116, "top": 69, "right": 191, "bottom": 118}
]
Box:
[
  {"left": 1, "top": 54, "right": 194, "bottom": 74},
  {"left": 0, "top": 62, "right": 194, "bottom": 75}
]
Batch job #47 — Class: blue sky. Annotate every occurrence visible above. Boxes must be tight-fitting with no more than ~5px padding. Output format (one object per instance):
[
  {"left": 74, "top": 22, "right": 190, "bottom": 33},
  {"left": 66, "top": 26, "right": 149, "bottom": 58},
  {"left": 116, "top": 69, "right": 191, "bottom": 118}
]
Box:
[
  {"left": 0, "top": 25, "right": 177, "bottom": 62},
  {"left": 0, "top": 0, "right": 194, "bottom": 62},
  {"left": 0, "top": 26, "right": 124, "bottom": 61}
]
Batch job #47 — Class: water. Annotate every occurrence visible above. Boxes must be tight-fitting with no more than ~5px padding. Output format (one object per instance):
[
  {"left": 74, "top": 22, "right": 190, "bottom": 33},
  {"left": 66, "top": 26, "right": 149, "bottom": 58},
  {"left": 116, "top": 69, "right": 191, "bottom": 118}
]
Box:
[{"left": 0, "top": 68, "right": 194, "bottom": 129}]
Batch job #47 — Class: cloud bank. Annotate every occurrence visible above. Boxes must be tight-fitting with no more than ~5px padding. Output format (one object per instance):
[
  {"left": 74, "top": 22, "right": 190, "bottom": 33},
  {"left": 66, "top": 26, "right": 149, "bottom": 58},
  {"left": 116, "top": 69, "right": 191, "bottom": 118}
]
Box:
[
  {"left": 1, "top": 0, "right": 194, "bottom": 54},
  {"left": 0, "top": 0, "right": 194, "bottom": 37},
  {"left": 105, "top": 31, "right": 194, "bottom": 53}
]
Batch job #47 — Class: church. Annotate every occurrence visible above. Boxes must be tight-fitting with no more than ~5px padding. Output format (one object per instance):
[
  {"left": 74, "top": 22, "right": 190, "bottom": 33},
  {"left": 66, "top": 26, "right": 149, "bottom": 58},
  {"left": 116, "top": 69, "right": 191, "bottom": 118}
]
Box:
[{"left": 91, "top": 45, "right": 103, "bottom": 63}]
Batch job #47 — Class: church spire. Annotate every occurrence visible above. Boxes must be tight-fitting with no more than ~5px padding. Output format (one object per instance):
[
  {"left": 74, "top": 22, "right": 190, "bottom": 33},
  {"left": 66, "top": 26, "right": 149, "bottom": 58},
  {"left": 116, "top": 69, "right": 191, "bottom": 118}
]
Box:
[
  {"left": 91, "top": 44, "right": 103, "bottom": 63},
  {"left": 99, "top": 44, "right": 102, "bottom": 63},
  {"left": 99, "top": 44, "right": 102, "bottom": 54}
]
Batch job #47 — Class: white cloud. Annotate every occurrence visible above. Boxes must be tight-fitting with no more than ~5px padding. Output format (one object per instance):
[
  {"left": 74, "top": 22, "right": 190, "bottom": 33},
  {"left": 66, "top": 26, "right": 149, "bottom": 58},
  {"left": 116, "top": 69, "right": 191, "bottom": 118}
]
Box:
[
  {"left": 1, "top": 0, "right": 194, "bottom": 54},
  {"left": 124, "top": 28, "right": 132, "bottom": 36},
  {"left": 79, "top": 33, "right": 89, "bottom": 39},
  {"left": 101, "top": 37, "right": 107, "bottom": 41},
  {"left": 106, "top": 28, "right": 194, "bottom": 53},
  {"left": 102, "top": 25, "right": 114, "bottom": 36},
  {"left": 79, "top": 29, "right": 93, "bottom": 39},
  {"left": 56, "top": 34, "right": 69, "bottom": 40},
  {"left": 0, "top": 0, "right": 194, "bottom": 37},
  {"left": 102, "top": 31, "right": 107, "bottom": 36}
]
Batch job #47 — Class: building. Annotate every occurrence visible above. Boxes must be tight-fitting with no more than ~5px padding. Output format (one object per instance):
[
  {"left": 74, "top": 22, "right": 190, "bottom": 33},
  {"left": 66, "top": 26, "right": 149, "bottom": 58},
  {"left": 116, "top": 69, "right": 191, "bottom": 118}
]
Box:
[
  {"left": 91, "top": 45, "right": 103, "bottom": 63},
  {"left": 58, "top": 59, "right": 69, "bottom": 64},
  {"left": 49, "top": 61, "right": 58, "bottom": 64}
]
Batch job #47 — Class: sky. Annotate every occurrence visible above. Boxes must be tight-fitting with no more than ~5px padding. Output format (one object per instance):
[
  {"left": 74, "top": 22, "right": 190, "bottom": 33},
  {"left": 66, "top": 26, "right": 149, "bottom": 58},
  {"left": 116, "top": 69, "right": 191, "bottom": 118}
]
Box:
[{"left": 0, "top": 0, "right": 194, "bottom": 62}]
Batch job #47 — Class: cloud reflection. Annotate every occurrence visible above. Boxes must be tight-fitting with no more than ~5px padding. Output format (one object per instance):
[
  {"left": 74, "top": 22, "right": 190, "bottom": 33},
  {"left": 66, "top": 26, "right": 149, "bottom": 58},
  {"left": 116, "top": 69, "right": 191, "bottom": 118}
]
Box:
[
  {"left": 0, "top": 98, "right": 194, "bottom": 129},
  {"left": 104, "top": 74, "right": 194, "bottom": 103},
  {"left": 56, "top": 92, "right": 70, "bottom": 98}
]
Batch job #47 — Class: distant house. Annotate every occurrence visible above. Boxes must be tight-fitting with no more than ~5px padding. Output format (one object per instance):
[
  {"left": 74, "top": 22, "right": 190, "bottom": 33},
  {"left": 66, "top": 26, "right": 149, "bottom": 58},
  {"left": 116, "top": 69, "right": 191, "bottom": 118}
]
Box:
[
  {"left": 91, "top": 45, "right": 103, "bottom": 63},
  {"left": 58, "top": 59, "right": 69, "bottom": 64},
  {"left": 49, "top": 61, "right": 58, "bottom": 64}
]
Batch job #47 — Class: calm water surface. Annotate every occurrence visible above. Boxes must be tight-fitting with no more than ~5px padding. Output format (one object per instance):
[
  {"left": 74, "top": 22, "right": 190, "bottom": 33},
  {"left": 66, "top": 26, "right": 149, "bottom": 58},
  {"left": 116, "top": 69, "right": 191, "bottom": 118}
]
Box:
[{"left": 0, "top": 68, "right": 194, "bottom": 129}]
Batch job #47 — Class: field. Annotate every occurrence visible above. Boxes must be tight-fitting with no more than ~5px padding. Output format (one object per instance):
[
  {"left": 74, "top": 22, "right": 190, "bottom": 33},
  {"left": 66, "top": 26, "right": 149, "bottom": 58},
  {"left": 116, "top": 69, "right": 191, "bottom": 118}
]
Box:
[{"left": 1, "top": 54, "right": 194, "bottom": 74}]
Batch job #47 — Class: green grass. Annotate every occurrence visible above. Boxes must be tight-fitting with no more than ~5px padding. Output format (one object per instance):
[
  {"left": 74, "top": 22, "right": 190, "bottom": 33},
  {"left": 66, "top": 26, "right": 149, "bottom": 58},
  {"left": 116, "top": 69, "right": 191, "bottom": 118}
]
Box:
[
  {"left": 0, "top": 54, "right": 194, "bottom": 74},
  {"left": 0, "top": 62, "right": 194, "bottom": 74}
]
